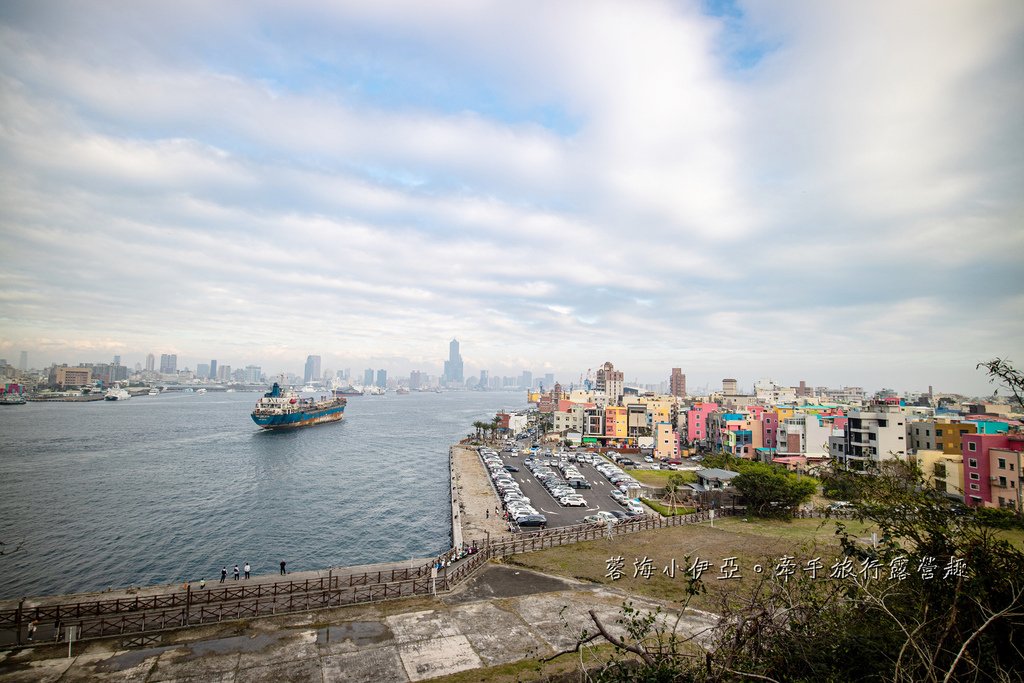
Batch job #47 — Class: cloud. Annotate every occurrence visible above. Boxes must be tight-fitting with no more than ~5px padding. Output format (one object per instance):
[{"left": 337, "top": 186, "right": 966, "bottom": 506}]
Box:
[{"left": 0, "top": 0, "right": 1021, "bottom": 393}]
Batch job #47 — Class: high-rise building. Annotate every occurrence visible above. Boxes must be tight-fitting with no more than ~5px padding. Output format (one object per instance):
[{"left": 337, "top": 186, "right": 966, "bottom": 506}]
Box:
[
  {"left": 479, "top": 369, "right": 489, "bottom": 388},
  {"left": 197, "top": 363, "right": 210, "bottom": 379},
  {"left": 18, "top": 351, "right": 27, "bottom": 371},
  {"left": 363, "top": 368, "right": 374, "bottom": 387},
  {"left": 159, "top": 354, "right": 177, "bottom": 374},
  {"left": 723, "top": 378, "right": 738, "bottom": 394},
  {"left": 543, "top": 373, "right": 555, "bottom": 390},
  {"left": 443, "top": 339, "right": 464, "bottom": 385},
  {"left": 376, "top": 369, "right": 387, "bottom": 389},
  {"left": 520, "top": 370, "right": 533, "bottom": 390},
  {"left": 304, "top": 355, "right": 321, "bottom": 384},
  {"left": 410, "top": 371, "right": 423, "bottom": 390},
  {"left": 209, "top": 360, "right": 218, "bottom": 380},
  {"left": 113, "top": 355, "right": 121, "bottom": 366},
  {"left": 244, "top": 365, "right": 262, "bottom": 383},
  {"left": 145, "top": 353, "right": 155, "bottom": 372},
  {"left": 218, "top": 365, "right": 231, "bottom": 381},
  {"left": 595, "top": 361, "right": 624, "bottom": 405},
  {"left": 669, "top": 368, "right": 686, "bottom": 397}
]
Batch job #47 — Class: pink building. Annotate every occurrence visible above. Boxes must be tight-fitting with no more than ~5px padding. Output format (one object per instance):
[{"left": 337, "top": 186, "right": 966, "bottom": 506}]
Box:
[
  {"left": 686, "top": 402, "right": 718, "bottom": 444},
  {"left": 962, "top": 433, "right": 1024, "bottom": 508}
]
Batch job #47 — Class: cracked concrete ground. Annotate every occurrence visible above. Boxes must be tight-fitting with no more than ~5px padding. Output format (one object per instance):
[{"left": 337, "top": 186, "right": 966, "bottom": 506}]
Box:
[{"left": 0, "top": 565, "right": 717, "bottom": 682}]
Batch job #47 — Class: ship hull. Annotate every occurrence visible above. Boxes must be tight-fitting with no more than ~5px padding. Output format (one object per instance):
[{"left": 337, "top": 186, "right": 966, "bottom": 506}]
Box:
[{"left": 251, "top": 405, "right": 346, "bottom": 429}]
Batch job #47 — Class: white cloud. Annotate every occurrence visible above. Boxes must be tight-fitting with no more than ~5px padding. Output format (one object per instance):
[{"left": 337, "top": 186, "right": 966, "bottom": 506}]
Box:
[{"left": 0, "top": 1, "right": 1021, "bottom": 393}]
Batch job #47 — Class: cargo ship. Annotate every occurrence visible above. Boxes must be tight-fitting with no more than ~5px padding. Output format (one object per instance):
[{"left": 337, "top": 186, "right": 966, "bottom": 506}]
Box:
[{"left": 251, "top": 383, "right": 346, "bottom": 429}]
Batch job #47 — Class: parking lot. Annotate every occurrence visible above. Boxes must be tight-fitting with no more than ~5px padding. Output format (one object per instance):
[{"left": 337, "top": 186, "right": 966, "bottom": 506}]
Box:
[{"left": 479, "top": 444, "right": 651, "bottom": 531}]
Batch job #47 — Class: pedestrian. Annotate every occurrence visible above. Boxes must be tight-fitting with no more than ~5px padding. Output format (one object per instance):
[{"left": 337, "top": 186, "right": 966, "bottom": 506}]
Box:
[
  {"left": 54, "top": 617, "right": 63, "bottom": 642},
  {"left": 220, "top": 566, "right": 227, "bottom": 583},
  {"left": 486, "top": 508, "right": 489, "bottom": 519},
  {"left": 243, "top": 562, "right": 250, "bottom": 579},
  {"left": 233, "top": 564, "right": 240, "bottom": 580},
  {"left": 27, "top": 619, "right": 38, "bottom": 641},
  {"left": 199, "top": 578, "right": 206, "bottom": 589},
  {"left": 280, "top": 560, "right": 286, "bottom": 575}
]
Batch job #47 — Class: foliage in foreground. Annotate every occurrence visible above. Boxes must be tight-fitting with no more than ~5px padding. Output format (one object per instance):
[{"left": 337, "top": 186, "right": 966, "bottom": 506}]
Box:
[{"left": 558, "top": 461, "right": 1024, "bottom": 682}]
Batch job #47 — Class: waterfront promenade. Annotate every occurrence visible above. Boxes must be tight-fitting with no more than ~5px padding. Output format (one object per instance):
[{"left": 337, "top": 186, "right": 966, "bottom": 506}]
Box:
[{"left": 0, "top": 439, "right": 725, "bottom": 680}]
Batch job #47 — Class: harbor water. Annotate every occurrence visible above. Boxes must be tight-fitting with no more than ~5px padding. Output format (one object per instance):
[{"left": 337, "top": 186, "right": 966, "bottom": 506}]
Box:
[{"left": 0, "top": 390, "right": 524, "bottom": 599}]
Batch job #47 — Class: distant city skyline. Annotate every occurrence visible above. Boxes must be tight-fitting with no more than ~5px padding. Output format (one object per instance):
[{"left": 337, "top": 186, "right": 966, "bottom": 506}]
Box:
[{"left": 1, "top": 3, "right": 1021, "bottom": 396}]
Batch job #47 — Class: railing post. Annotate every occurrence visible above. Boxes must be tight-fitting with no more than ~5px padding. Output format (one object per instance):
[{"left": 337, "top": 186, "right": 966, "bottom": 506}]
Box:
[{"left": 15, "top": 599, "right": 23, "bottom": 646}]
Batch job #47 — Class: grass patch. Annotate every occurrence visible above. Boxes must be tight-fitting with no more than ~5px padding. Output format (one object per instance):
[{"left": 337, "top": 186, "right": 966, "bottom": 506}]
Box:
[
  {"left": 631, "top": 469, "right": 696, "bottom": 486},
  {"left": 995, "top": 526, "right": 1024, "bottom": 550},
  {"left": 507, "top": 516, "right": 877, "bottom": 611},
  {"left": 641, "top": 498, "right": 695, "bottom": 517}
]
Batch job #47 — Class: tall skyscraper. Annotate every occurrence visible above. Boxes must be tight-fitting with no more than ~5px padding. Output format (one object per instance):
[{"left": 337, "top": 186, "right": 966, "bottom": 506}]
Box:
[
  {"left": 543, "top": 373, "right": 555, "bottom": 389},
  {"left": 479, "top": 369, "right": 489, "bottom": 388},
  {"left": 376, "top": 369, "right": 387, "bottom": 388},
  {"left": 197, "top": 363, "right": 210, "bottom": 379},
  {"left": 595, "top": 361, "right": 624, "bottom": 405},
  {"left": 209, "top": 360, "right": 218, "bottom": 380},
  {"left": 159, "top": 354, "right": 177, "bottom": 374},
  {"left": 18, "top": 351, "right": 27, "bottom": 371},
  {"left": 304, "top": 355, "right": 321, "bottom": 384},
  {"left": 244, "top": 365, "right": 262, "bottom": 383},
  {"left": 443, "top": 338, "right": 464, "bottom": 385},
  {"left": 410, "top": 371, "right": 423, "bottom": 390},
  {"left": 363, "top": 368, "right": 374, "bottom": 387},
  {"left": 520, "top": 370, "right": 533, "bottom": 390},
  {"left": 670, "top": 368, "right": 686, "bottom": 397},
  {"left": 145, "top": 353, "right": 155, "bottom": 372}
]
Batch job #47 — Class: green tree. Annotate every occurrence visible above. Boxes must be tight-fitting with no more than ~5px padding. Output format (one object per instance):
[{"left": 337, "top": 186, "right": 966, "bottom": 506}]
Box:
[{"left": 732, "top": 462, "right": 816, "bottom": 518}]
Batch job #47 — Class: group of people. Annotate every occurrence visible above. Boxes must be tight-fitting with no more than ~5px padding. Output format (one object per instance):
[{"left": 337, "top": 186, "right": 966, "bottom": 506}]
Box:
[
  {"left": 187, "top": 560, "right": 288, "bottom": 589},
  {"left": 218, "top": 562, "right": 252, "bottom": 582},
  {"left": 434, "top": 543, "right": 479, "bottom": 570}
]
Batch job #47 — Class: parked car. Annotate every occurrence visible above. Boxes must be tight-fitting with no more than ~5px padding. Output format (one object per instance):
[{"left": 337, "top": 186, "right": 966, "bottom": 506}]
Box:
[
  {"left": 584, "top": 511, "right": 617, "bottom": 523},
  {"left": 568, "top": 479, "right": 591, "bottom": 489},
  {"left": 503, "top": 464, "right": 520, "bottom": 472},
  {"left": 625, "top": 501, "right": 645, "bottom": 515},
  {"left": 516, "top": 514, "right": 547, "bottom": 528},
  {"left": 610, "top": 490, "right": 626, "bottom": 503},
  {"left": 560, "top": 495, "right": 587, "bottom": 507}
]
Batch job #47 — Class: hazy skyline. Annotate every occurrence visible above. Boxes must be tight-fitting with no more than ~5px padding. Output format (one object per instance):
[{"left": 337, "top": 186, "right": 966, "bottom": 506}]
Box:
[{"left": 1, "top": 1, "right": 1022, "bottom": 395}]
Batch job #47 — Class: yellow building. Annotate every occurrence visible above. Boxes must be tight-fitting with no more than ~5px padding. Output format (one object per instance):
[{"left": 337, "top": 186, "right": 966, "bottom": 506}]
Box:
[
  {"left": 912, "top": 450, "right": 964, "bottom": 500},
  {"left": 604, "top": 405, "right": 628, "bottom": 439},
  {"left": 56, "top": 367, "right": 92, "bottom": 387}
]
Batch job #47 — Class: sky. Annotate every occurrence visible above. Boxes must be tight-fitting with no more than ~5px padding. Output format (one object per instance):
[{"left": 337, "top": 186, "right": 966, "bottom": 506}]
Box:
[{"left": 0, "top": 0, "right": 1022, "bottom": 395}]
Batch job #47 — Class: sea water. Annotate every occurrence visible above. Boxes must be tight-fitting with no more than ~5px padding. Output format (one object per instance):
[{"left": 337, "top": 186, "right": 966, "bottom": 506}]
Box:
[{"left": 0, "top": 390, "right": 523, "bottom": 598}]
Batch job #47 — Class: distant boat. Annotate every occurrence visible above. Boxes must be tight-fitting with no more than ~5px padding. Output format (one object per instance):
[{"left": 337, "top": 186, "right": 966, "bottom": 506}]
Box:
[
  {"left": 104, "top": 387, "right": 131, "bottom": 401},
  {"left": 225, "top": 389, "right": 236, "bottom": 393},
  {"left": 332, "top": 385, "right": 364, "bottom": 396},
  {"left": 396, "top": 386, "right": 410, "bottom": 395},
  {"left": 196, "top": 388, "right": 207, "bottom": 395},
  {"left": 147, "top": 388, "right": 159, "bottom": 396},
  {"left": 1, "top": 382, "right": 26, "bottom": 405},
  {"left": 300, "top": 385, "right": 317, "bottom": 393}
]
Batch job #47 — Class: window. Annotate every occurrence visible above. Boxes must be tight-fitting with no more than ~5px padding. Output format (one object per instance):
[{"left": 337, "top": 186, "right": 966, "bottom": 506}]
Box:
[
  {"left": 970, "top": 483, "right": 980, "bottom": 491},
  {"left": 999, "top": 477, "right": 1007, "bottom": 487},
  {"left": 968, "top": 442, "right": 977, "bottom": 452},
  {"left": 968, "top": 458, "right": 978, "bottom": 468},
  {"left": 970, "top": 472, "right": 980, "bottom": 480},
  {"left": 925, "top": 429, "right": 931, "bottom": 436},
  {"left": 998, "top": 458, "right": 1007, "bottom": 469},
  {"left": 936, "top": 429, "right": 943, "bottom": 437}
]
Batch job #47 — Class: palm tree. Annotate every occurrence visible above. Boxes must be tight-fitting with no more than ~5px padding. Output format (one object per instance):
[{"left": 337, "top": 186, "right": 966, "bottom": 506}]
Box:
[{"left": 472, "top": 421, "right": 484, "bottom": 441}]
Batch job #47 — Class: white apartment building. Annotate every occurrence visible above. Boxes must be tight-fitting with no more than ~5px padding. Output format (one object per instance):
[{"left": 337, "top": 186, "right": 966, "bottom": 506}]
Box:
[{"left": 831, "top": 404, "right": 908, "bottom": 470}]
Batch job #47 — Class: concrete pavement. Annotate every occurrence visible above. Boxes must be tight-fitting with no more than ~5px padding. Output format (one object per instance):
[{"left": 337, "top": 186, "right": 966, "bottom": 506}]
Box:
[{"left": 0, "top": 564, "right": 717, "bottom": 682}]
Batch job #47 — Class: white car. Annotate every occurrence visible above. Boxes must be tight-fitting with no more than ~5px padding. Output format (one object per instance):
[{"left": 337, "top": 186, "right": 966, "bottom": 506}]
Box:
[
  {"left": 625, "top": 501, "right": 645, "bottom": 515},
  {"left": 560, "top": 495, "right": 587, "bottom": 507}
]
